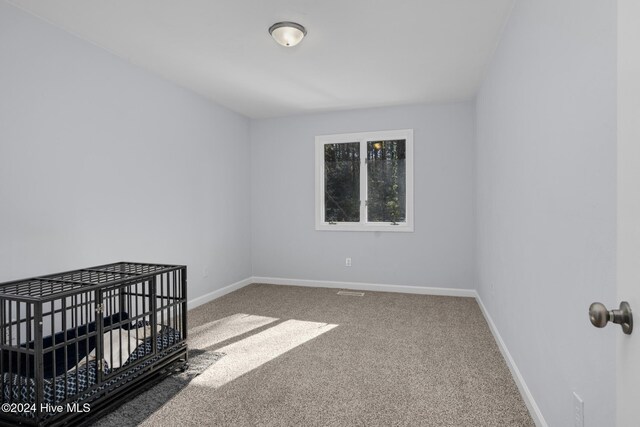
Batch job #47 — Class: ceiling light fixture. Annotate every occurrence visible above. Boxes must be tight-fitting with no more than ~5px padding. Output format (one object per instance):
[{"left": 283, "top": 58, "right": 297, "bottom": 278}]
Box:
[{"left": 268, "top": 21, "right": 307, "bottom": 47}]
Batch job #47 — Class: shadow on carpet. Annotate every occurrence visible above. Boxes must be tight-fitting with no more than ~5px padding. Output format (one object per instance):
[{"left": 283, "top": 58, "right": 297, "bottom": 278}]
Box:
[{"left": 91, "top": 349, "right": 225, "bottom": 427}]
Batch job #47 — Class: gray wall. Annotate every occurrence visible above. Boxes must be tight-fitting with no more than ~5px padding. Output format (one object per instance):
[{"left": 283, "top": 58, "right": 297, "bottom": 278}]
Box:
[
  {"left": 475, "top": 1, "right": 616, "bottom": 426},
  {"left": 251, "top": 102, "right": 476, "bottom": 288},
  {"left": 0, "top": 2, "right": 252, "bottom": 301}
]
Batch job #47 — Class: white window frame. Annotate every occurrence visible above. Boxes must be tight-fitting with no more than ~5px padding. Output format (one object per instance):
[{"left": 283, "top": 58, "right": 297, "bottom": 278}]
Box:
[{"left": 315, "top": 129, "right": 414, "bottom": 232}]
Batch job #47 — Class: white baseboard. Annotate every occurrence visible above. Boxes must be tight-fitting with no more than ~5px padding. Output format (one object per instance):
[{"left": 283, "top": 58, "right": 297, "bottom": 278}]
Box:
[
  {"left": 474, "top": 292, "right": 547, "bottom": 427},
  {"left": 188, "top": 277, "right": 253, "bottom": 310},
  {"left": 251, "top": 276, "right": 476, "bottom": 298},
  {"left": 187, "top": 276, "right": 473, "bottom": 311}
]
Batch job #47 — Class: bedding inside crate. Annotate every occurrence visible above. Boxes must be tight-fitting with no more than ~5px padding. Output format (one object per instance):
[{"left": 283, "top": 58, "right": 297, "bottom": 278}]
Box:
[
  {"left": 2, "top": 312, "right": 131, "bottom": 379},
  {"left": 1, "top": 311, "right": 182, "bottom": 407}
]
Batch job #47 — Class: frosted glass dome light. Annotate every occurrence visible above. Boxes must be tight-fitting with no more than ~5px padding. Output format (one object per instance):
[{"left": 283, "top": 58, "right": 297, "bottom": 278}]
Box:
[{"left": 269, "top": 22, "right": 307, "bottom": 47}]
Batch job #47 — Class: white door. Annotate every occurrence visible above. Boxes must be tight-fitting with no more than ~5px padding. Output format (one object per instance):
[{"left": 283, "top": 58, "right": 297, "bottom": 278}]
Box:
[{"left": 616, "top": 1, "right": 640, "bottom": 425}]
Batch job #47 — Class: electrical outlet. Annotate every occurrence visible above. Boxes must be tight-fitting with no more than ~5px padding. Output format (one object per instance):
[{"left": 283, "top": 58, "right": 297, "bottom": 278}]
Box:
[
  {"left": 345, "top": 258, "right": 352, "bottom": 267},
  {"left": 573, "top": 392, "right": 584, "bottom": 427}
]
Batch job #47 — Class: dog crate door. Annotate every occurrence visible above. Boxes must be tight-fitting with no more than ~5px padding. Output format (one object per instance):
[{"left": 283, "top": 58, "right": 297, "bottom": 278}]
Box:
[{"left": 98, "top": 277, "right": 158, "bottom": 380}]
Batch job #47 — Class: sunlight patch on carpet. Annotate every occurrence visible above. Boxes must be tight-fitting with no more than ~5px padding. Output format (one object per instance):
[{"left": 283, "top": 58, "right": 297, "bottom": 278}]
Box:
[
  {"left": 193, "top": 319, "right": 338, "bottom": 388},
  {"left": 188, "top": 313, "right": 279, "bottom": 350}
]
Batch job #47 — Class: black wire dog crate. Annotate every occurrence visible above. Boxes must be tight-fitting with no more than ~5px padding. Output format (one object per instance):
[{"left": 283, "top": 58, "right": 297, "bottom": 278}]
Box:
[{"left": 0, "top": 262, "right": 188, "bottom": 426}]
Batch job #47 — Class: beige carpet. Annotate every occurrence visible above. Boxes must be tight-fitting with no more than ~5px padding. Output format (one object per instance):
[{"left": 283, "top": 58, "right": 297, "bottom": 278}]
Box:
[{"left": 140, "top": 283, "right": 534, "bottom": 426}]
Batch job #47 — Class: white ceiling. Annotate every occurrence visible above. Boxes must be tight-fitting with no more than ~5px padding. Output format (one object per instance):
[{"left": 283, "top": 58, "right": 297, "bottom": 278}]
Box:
[{"left": 7, "top": 0, "right": 514, "bottom": 119}]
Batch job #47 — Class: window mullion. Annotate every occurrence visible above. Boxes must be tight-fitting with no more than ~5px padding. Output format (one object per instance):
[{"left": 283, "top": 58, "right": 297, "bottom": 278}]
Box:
[{"left": 359, "top": 139, "right": 367, "bottom": 225}]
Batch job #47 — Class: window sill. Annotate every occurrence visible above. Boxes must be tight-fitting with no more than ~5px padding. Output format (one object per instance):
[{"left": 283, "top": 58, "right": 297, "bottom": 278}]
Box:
[{"left": 315, "top": 222, "right": 414, "bottom": 232}]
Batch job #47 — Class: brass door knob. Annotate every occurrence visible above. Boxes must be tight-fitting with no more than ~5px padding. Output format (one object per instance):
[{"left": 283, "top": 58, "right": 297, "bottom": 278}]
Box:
[{"left": 589, "top": 301, "right": 633, "bottom": 335}]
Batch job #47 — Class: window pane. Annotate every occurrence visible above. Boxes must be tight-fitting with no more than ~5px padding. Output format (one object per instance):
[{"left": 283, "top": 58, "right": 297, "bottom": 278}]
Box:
[
  {"left": 367, "top": 139, "right": 406, "bottom": 223},
  {"left": 324, "top": 142, "right": 360, "bottom": 222}
]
